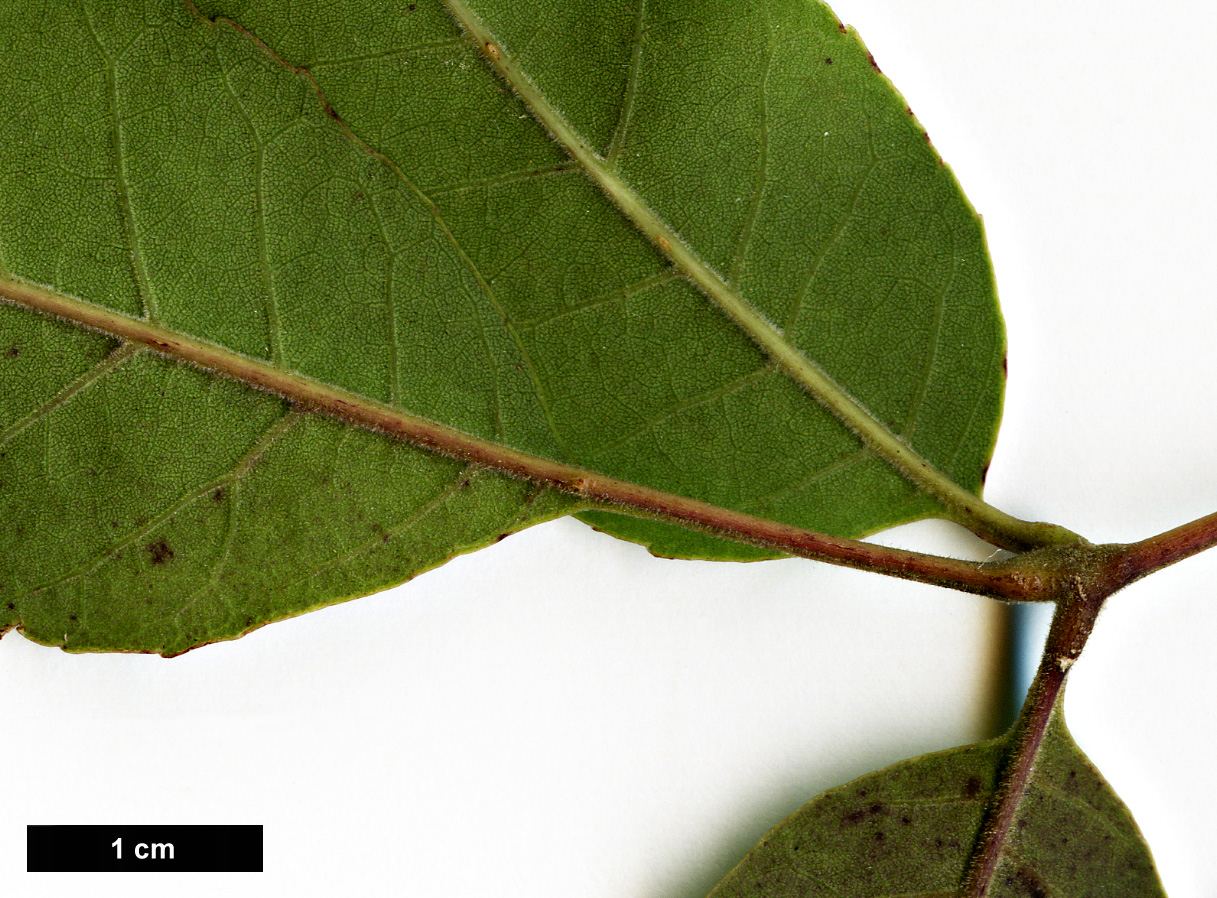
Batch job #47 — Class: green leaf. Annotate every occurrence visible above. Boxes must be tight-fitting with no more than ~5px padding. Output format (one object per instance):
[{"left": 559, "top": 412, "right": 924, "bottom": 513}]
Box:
[
  {"left": 0, "top": 0, "right": 1004, "bottom": 652},
  {"left": 708, "top": 703, "right": 1166, "bottom": 898}
]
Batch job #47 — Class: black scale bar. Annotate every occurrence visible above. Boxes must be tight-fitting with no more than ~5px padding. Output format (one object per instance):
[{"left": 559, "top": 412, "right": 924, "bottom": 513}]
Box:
[{"left": 27, "top": 825, "right": 262, "bottom": 872}]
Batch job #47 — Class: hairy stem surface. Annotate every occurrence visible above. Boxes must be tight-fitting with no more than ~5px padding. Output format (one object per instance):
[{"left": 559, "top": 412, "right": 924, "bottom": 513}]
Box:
[
  {"left": 1115, "top": 509, "right": 1217, "bottom": 585},
  {"left": 961, "top": 581, "right": 1104, "bottom": 897}
]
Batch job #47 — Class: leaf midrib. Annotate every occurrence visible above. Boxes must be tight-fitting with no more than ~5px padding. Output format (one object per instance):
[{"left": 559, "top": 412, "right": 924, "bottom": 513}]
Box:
[{"left": 438, "top": 0, "right": 1044, "bottom": 550}]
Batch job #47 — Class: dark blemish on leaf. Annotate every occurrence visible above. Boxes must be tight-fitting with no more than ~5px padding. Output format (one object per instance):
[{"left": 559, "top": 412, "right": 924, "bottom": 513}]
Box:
[
  {"left": 868, "top": 803, "right": 884, "bottom": 816},
  {"left": 900, "top": 815, "right": 911, "bottom": 826},
  {"left": 963, "top": 775, "right": 983, "bottom": 798},
  {"left": 981, "top": 462, "right": 991, "bottom": 485},
  {"left": 906, "top": 106, "right": 914, "bottom": 116},
  {"left": 6, "top": 602, "right": 15, "bottom": 611},
  {"left": 1002, "top": 354, "right": 1009, "bottom": 376},
  {"left": 873, "top": 831, "right": 884, "bottom": 843},
  {"left": 935, "top": 838, "right": 944, "bottom": 849},
  {"left": 4, "top": 346, "right": 18, "bottom": 358},
  {"left": 68, "top": 614, "right": 77, "bottom": 622},
  {"left": 408, "top": 3, "right": 416, "bottom": 8},
  {"left": 148, "top": 539, "right": 175, "bottom": 565},
  {"left": 212, "top": 487, "right": 226, "bottom": 503},
  {"left": 1012, "top": 865, "right": 1050, "bottom": 898},
  {"left": 842, "top": 808, "right": 867, "bottom": 826},
  {"left": 837, "top": 23, "right": 846, "bottom": 33},
  {"left": 824, "top": 57, "right": 833, "bottom": 65},
  {"left": 493, "top": 532, "right": 510, "bottom": 543},
  {"left": 856, "top": 788, "right": 868, "bottom": 798},
  {"left": 868, "top": 52, "right": 881, "bottom": 73}
]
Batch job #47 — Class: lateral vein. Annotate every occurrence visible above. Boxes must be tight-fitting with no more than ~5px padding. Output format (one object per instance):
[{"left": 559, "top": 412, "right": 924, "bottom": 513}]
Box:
[
  {"left": 81, "top": 5, "right": 160, "bottom": 322},
  {"left": 606, "top": 0, "right": 647, "bottom": 167},
  {"left": 0, "top": 342, "right": 139, "bottom": 449}
]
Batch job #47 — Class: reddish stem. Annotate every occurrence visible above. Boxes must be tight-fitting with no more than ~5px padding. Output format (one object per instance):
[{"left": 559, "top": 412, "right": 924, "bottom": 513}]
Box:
[
  {"left": 961, "top": 582, "right": 1102, "bottom": 896},
  {"left": 1112, "top": 509, "right": 1217, "bottom": 588}
]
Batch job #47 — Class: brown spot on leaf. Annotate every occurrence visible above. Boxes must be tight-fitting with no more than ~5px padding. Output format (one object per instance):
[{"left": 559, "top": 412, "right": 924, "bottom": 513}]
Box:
[
  {"left": 148, "top": 539, "right": 175, "bottom": 565},
  {"left": 867, "top": 52, "right": 881, "bottom": 73},
  {"left": 4, "top": 346, "right": 18, "bottom": 358},
  {"left": 1010, "top": 865, "right": 1050, "bottom": 898},
  {"left": 963, "top": 775, "right": 983, "bottom": 798},
  {"left": 824, "top": 57, "right": 833, "bottom": 65},
  {"left": 842, "top": 808, "right": 867, "bottom": 826},
  {"left": 212, "top": 487, "right": 226, "bottom": 503},
  {"left": 837, "top": 23, "right": 846, "bottom": 33},
  {"left": 981, "top": 462, "right": 991, "bottom": 485}
]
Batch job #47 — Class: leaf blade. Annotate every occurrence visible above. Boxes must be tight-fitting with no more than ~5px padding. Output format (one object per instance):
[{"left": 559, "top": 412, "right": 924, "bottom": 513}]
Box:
[
  {"left": 188, "top": 0, "right": 1008, "bottom": 543},
  {"left": 1, "top": 0, "right": 1007, "bottom": 649},
  {"left": 707, "top": 705, "right": 1166, "bottom": 898}
]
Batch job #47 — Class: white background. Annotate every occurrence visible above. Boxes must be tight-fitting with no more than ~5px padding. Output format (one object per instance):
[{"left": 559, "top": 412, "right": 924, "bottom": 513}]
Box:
[{"left": 4, "top": 1, "right": 1217, "bottom": 895}]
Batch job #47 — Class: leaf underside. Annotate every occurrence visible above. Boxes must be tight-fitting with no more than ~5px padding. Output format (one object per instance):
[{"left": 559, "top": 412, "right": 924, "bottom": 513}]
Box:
[
  {"left": 709, "top": 704, "right": 1166, "bottom": 898},
  {"left": 0, "top": 0, "right": 1004, "bottom": 653}
]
